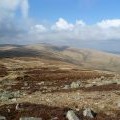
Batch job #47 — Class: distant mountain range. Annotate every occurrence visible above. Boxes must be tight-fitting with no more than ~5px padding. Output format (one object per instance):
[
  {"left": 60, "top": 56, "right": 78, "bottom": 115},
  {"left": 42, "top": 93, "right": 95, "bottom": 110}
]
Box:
[{"left": 0, "top": 43, "right": 120, "bottom": 72}]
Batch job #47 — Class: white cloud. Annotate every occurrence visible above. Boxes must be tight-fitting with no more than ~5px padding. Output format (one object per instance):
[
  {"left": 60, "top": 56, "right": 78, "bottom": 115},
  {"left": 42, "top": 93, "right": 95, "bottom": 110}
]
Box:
[
  {"left": 0, "top": 0, "right": 20, "bottom": 11},
  {"left": 76, "top": 20, "right": 86, "bottom": 26},
  {"left": 1, "top": 5, "right": 120, "bottom": 50},
  {"left": 0, "top": 0, "right": 30, "bottom": 40},
  {"left": 0, "top": 0, "right": 29, "bottom": 21},
  {"left": 30, "top": 25, "right": 47, "bottom": 33},
  {"left": 97, "top": 19, "right": 120, "bottom": 28},
  {"left": 20, "top": 0, "right": 29, "bottom": 19},
  {"left": 0, "top": 0, "right": 20, "bottom": 22},
  {"left": 1, "top": 1, "right": 120, "bottom": 51},
  {"left": 52, "top": 18, "right": 74, "bottom": 31}
]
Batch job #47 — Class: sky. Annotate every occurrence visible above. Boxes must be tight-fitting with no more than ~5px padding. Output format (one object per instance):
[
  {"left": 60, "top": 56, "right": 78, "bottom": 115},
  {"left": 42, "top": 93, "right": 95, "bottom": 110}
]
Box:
[
  {"left": 29, "top": 0, "right": 120, "bottom": 24},
  {"left": 1, "top": 0, "right": 120, "bottom": 52}
]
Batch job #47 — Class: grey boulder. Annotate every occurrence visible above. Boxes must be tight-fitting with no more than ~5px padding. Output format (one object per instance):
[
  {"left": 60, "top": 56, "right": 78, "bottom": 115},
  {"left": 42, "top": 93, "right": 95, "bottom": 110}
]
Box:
[
  {"left": 83, "top": 108, "right": 96, "bottom": 118},
  {"left": 0, "top": 116, "right": 6, "bottom": 120},
  {"left": 70, "top": 81, "right": 81, "bottom": 89},
  {"left": 66, "top": 110, "right": 80, "bottom": 120}
]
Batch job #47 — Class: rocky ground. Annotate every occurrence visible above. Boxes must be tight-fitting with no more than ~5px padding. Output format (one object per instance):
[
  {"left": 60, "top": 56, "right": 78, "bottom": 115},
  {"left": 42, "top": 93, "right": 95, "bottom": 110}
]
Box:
[{"left": 0, "top": 57, "right": 120, "bottom": 120}]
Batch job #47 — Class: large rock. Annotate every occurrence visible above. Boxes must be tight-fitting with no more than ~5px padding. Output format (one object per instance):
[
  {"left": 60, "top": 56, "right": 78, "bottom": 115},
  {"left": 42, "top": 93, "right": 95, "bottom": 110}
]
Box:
[
  {"left": 0, "top": 116, "right": 6, "bottom": 120},
  {"left": 19, "top": 117, "right": 42, "bottom": 120},
  {"left": 83, "top": 108, "right": 96, "bottom": 118},
  {"left": 66, "top": 110, "right": 80, "bottom": 120}
]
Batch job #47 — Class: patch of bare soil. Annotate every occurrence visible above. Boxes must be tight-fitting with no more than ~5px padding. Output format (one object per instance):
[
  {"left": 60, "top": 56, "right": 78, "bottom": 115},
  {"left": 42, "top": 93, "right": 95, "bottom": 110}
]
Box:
[
  {"left": 0, "top": 103, "right": 68, "bottom": 120},
  {"left": 0, "top": 103, "right": 120, "bottom": 120},
  {"left": 0, "top": 65, "right": 8, "bottom": 77},
  {"left": 82, "top": 84, "right": 120, "bottom": 92},
  {"left": 24, "top": 68, "right": 113, "bottom": 81}
]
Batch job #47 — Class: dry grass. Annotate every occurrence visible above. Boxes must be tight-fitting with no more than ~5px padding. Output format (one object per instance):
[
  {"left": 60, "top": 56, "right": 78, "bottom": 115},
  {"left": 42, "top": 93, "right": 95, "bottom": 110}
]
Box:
[
  {"left": 2, "top": 66, "right": 116, "bottom": 94},
  {"left": 0, "top": 56, "right": 120, "bottom": 120}
]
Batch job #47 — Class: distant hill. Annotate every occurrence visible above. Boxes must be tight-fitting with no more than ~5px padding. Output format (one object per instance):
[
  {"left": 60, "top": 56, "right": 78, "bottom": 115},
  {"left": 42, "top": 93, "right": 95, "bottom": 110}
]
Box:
[
  {"left": 106, "top": 51, "right": 120, "bottom": 55},
  {"left": 0, "top": 43, "right": 120, "bottom": 72}
]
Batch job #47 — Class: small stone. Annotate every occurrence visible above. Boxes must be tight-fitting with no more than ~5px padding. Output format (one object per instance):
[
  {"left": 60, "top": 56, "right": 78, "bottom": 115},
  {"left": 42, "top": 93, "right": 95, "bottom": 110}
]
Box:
[
  {"left": 66, "top": 110, "right": 80, "bottom": 120},
  {"left": 38, "top": 82, "right": 44, "bottom": 85},
  {"left": 70, "top": 81, "right": 81, "bottom": 89},
  {"left": 83, "top": 108, "right": 96, "bottom": 118},
  {"left": 11, "top": 98, "right": 17, "bottom": 102},
  {"left": 117, "top": 80, "right": 120, "bottom": 84},
  {"left": 63, "top": 85, "right": 70, "bottom": 89},
  {"left": 16, "top": 103, "right": 20, "bottom": 110},
  {"left": 16, "top": 103, "right": 24, "bottom": 111},
  {"left": 51, "top": 117, "right": 58, "bottom": 120},
  {"left": 117, "top": 103, "right": 120, "bottom": 108},
  {"left": 24, "top": 82, "right": 29, "bottom": 87},
  {"left": 19, "top": 117, "right": 42, "bottom": 120},
  {"left": 7, "top": 109, "right": 11, "bottom": 113},
  {"left": 13, "top": 91, "right": 21, "bottom": 98},
  {"left": 100, "top": 76, "right": 105, "bottom": 80}
]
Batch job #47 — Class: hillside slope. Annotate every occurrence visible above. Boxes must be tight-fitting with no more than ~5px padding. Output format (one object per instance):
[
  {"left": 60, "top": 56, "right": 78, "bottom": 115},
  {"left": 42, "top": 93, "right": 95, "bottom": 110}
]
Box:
[{"left": 0, "top": 44, "right": 120, "bottom": 72}]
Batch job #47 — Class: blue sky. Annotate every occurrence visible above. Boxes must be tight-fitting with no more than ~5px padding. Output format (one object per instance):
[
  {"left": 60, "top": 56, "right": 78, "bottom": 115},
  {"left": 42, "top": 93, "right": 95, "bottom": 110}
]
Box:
[
  {"left": 29, "top": 0, "right": 120, "bottom": 24},
  {"left": 0, "top": 0, "right": 120, "bottom": 52}
]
